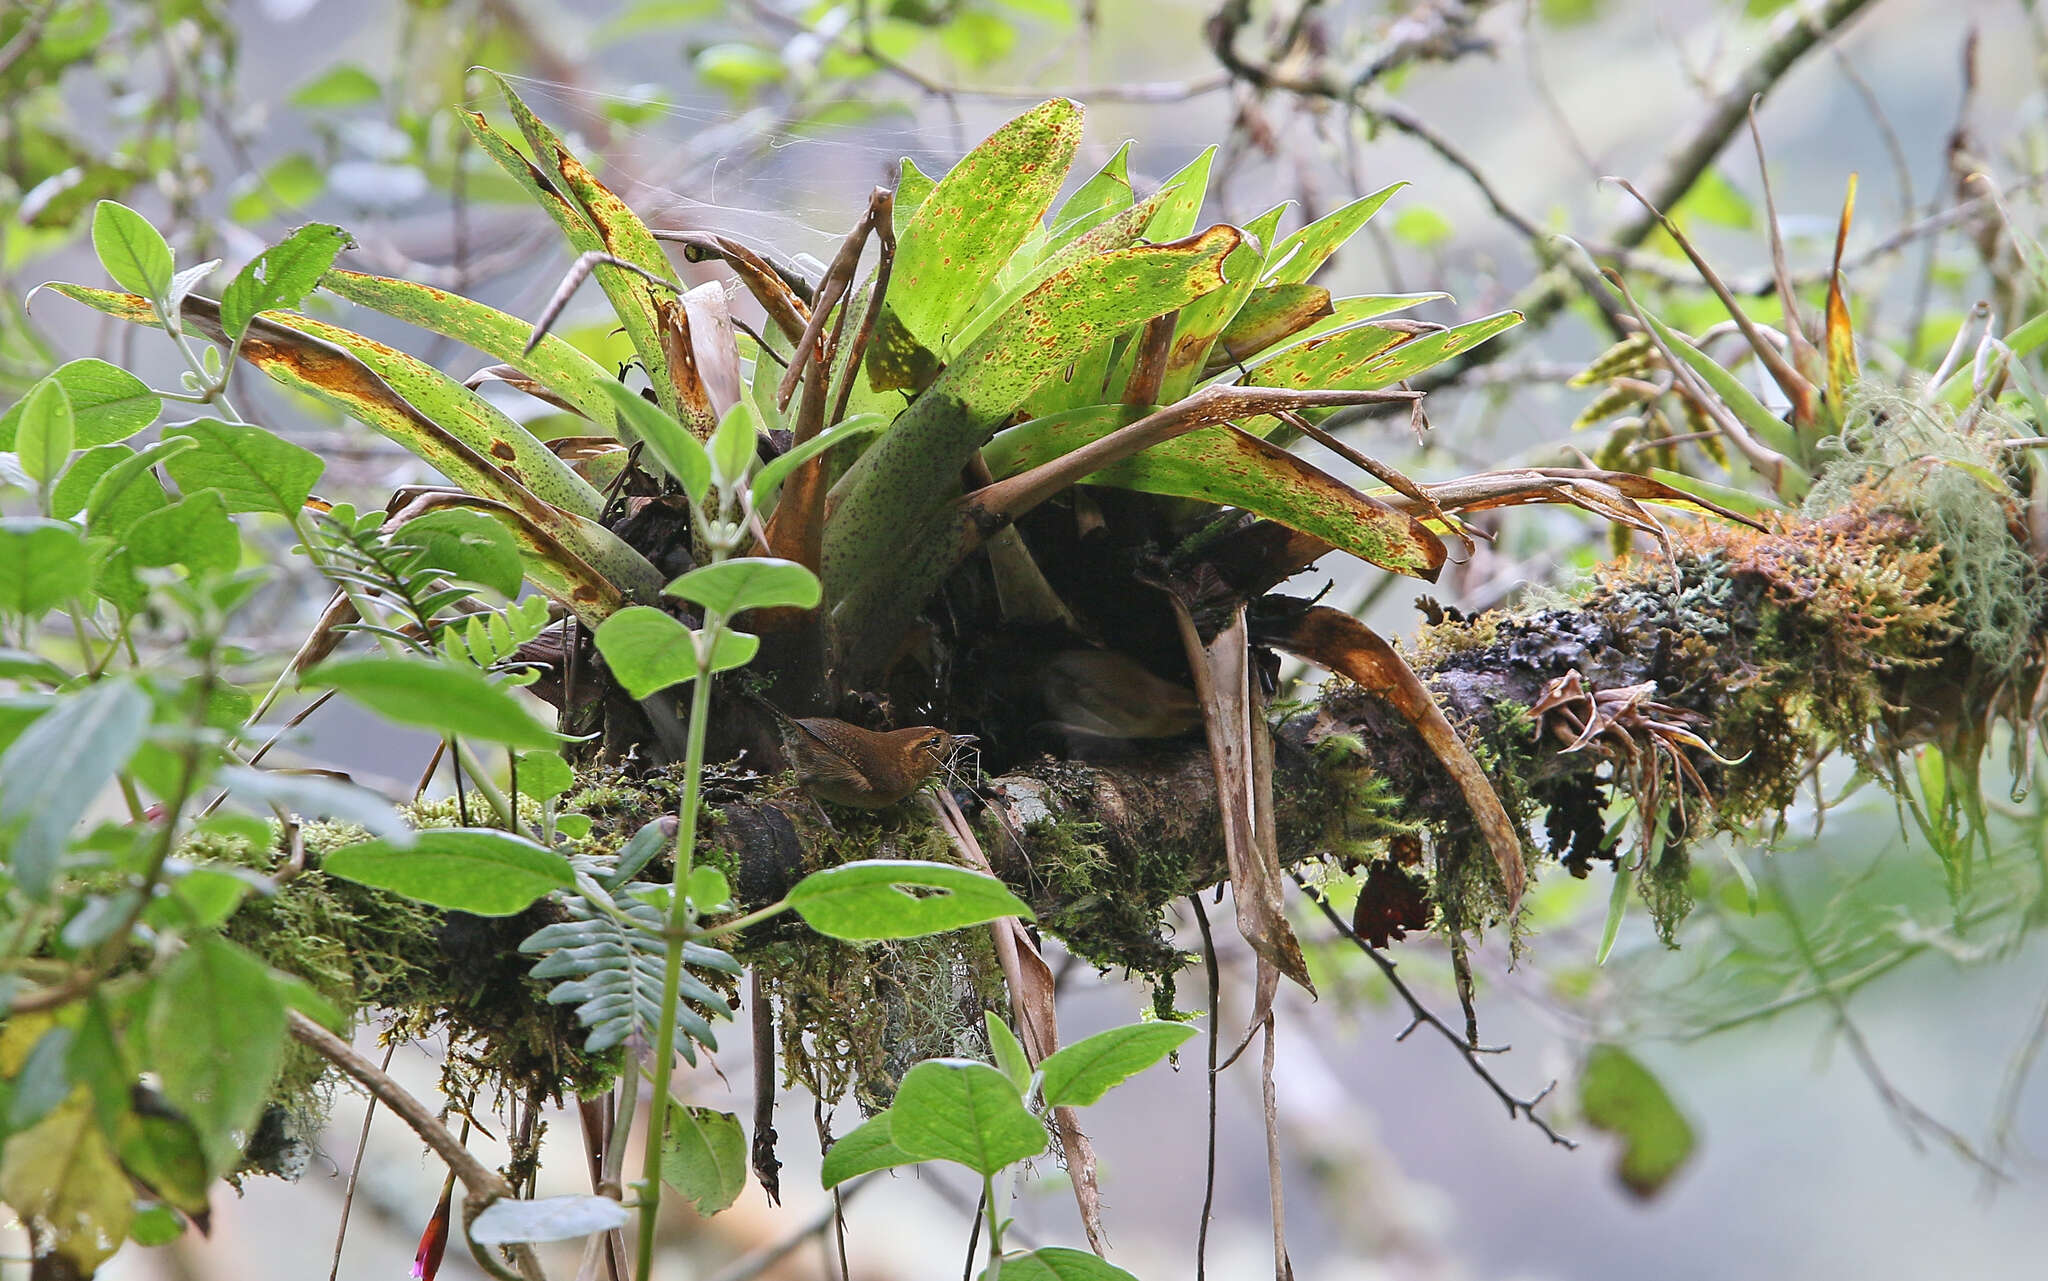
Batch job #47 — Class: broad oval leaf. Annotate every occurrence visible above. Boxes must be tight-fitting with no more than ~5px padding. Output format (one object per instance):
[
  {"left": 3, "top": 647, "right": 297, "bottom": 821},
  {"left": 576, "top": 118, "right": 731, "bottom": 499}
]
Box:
[
  {"left": 659, "top": 1101, "right": 747, "bottom": 1215},
  {"left": 598, "top": 380, "right": 710, "bottom": 502},
  {"left": 0, "top": 519, "right": 89, "bottom": 617},
  {"left": 594, "top": 606, "right": 758, "bottom": 699},
  {"left": 820, "top": 1112, "right": 915, "bottom": 1189},
  {"left": 0, "top": 678, "right": 151, "bottom": 899},
  {"left": 307, "top": 655, "right": 560, "bottom": 750},
  {"left": 91, "top": 200, "right": 173, "bottom": 299},
  {"left": 146, "top": 934, "right": 288, "bottom": 1174},
  {"left": 396, "top": 508, "right": 524, "bottom": 597},
  {"left": 15, "top": 378, "right": 74, "bottom": 484},
  {"left": 750, "top": 413, "right": 887, "bottom": 512},
  {"left": 666, "top": 557, "right": 820, "bottom": 616},
  {"left": 0, "top": 358, "right": 158, "bottom": 450},
  {"left": 1037, "top": 1021, "right": 1198, "bottom": 1108},
  {"left": 468, "top": 1194, "right": 629, "bottom": 1245},
  {"left": 786, "top": 859, "right": 1033, "bottom": 941},
  {"left": 889, "top": 1059, "right": 1046, "bottom": 1176},
  {"left": 322, "top": 829, "right": 575, "bottom": 915},
  {"left": 1579, "top": 1043, "right": 1696, "bottom": 1198},
  {"left": 161, "top": 418, "right": 324, "bottom": 516},
  {"left": 710, "top": 400, "right": 759, "bottom": 487}
]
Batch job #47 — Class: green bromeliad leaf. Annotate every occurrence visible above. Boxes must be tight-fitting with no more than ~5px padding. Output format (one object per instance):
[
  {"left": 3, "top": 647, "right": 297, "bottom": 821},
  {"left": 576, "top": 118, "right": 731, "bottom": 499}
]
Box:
[
  {"left": 866, "top": 98, "right": 1084, "bottom": 392},
  {"left": 824, "top": 226, "right": 1240, "bottom": 605},
  {"left": 322, "top": 268, "right": 621, "bottom": 430}
]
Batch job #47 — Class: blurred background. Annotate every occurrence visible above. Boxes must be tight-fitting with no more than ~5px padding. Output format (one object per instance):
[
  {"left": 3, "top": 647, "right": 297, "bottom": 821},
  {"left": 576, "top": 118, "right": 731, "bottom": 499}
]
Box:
[{"left": 7, "top": 0, "right": 2048, "bottom": 1277}]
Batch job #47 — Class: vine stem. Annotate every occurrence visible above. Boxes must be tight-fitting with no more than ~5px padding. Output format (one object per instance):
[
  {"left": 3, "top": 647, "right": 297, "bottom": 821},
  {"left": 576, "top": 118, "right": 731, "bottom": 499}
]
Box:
[{"left": 632, "top": 603, "right": 723, "bottom": 1280}]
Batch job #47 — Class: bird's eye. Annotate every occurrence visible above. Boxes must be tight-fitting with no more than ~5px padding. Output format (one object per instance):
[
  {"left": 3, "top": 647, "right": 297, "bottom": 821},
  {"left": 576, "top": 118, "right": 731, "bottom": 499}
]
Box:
[{"left": 925, "top": 735, "right": 943, "bottom": 753}]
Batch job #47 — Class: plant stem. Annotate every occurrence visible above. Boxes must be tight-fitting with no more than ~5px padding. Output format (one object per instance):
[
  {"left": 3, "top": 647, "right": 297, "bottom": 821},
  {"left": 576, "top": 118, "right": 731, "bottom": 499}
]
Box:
[
  {"left": 632, "top": 605, "right": 723, "bottom": 1281},
  {"left": 983, "top": 1172, "right": 1003, "bottom": 1279}
]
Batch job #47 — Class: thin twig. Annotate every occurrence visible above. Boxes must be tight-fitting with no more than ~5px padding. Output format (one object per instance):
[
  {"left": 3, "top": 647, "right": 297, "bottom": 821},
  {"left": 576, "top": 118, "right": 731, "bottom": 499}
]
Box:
[
  {"left": 1293, "top": 874, "right": 1577, "bottom": 1148},
  {"left": 326, "top": 1040, "right": 399, "bottom": 1281},
  {"left": 1190, "top": 895, "right": 1222, "bottom": 1281}
]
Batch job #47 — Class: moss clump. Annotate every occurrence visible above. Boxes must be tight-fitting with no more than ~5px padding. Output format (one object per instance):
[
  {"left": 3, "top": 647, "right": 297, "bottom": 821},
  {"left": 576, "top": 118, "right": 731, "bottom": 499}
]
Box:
[{"left": 758, "top": 929, "right": 1005, "bottom": 1111}]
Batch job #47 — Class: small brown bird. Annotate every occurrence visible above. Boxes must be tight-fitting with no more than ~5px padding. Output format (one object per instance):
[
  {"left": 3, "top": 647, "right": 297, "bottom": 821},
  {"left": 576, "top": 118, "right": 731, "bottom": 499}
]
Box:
[
  {"left": 763, "top": 706, "right": 963, "bottom": 809},
  {"left": 1035, "top": 649, "right": 1203, "bottom": 741}
]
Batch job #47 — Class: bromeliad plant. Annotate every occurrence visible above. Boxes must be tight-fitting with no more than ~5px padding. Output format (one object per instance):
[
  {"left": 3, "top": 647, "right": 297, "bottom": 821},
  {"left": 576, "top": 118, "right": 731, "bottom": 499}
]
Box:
[{"left": 7, "top": 78, "right": 1765, "bottom": 1279}]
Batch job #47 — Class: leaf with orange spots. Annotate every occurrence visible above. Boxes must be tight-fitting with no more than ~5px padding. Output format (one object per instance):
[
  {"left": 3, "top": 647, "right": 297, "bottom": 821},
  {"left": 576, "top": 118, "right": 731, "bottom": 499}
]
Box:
[
  {"left": 982, "top": 403, "right": 1444, "bottom": 579},
  {"left": 322, "top": 268, "right": 620, "bottom": 430},
  {"left": 1824, "top": 174, "right": 1860, "bottom": 411},
  {"left": 822, "top": 225, "right": 1241, "bottom": 607},
  {"left": 867, "top": 98, "right": 1084, "bottom": 391},
  {"left": 43, "top": 285, "right": 662, "bottom": 612}
]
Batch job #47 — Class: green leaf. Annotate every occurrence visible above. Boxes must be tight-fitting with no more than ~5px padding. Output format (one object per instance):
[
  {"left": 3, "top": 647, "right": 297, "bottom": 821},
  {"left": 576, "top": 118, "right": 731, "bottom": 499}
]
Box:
[
  {"left": 598, "top": 381, "right": 710, "bottom": 502},
  {"left": 0, "top": 1096, "right": 133, "bottom": 1275},
  {"left": 0, "top": 358, "right": 158, "bottom": 450},
  {"left": 211, "top": 765, "right": 413, "bottom": 842},
  {"left": 893, "top": 156, "right": 936, "bottom": 232},
  {"left": 129, "top": 1204, "right": 187, "bottom": 1246},
  {"left": 984, "top": 1012, "right": 1032, "bottom": 1092},
  {"left": 750, "top": 413, "right": 887, "bottom": 511},
  {"left": 889, "top": 1059, "right": 1046, "bottom": 1176},
  {"left": 469, "top": 1195, "right": 630, "bottom": 1245},
  {"left": 1037, "top": 1021, "right": 1197, "bottom": 1108},
  {"left": 786, "top": 860, "right": 1033, "bottom": 941},
  {"left": 1624, "top": 296, "right": 1810, "bottom": 494},
  {"left": 984, "top": 1248, "right": 1141, "bottom": 1281},
  {"left": 117, "top": 1109, "right": 212, "bottom": 1216},
  {"left": 1265, "top": 183, "right": 1404, "bottom": 285},
  {"left": 7, "top": 1028, "right": 76, "bottom": 1130},
  {"left": 219, "top": 223, "right": 352, "bottom": 342},
  {"left": 1675, "top": 167, "right": 1754, "bottom": 231},
  {"left": 513, "top": 751, "right": 575, "bottom": 802},
  {"left": 666, "top": 557, "right": 820, "bottom": 616},
  {"left": 322, "top": 829, "right": 575, "bottom": 915},
  {"left": 710, "top": 399, "right": 759, "bottom": 487},
  {"left": 0, "top": 679, "right": 151, "bottom": 899},
  {"left": 289, "top": 64, "right": 382, "bottom": 108},
  {"left": 694, "top": 42, "right": 785, "bottom": 97},
  {"left": 1047, "top": 141, "right": 1133, "bottom": 251},
  {"left": 15, "top": 377, "right": 74, "bottom": 485},
  {"left": 820, "top": 1111, "right": 915, "bottom": 1188},
  {"left": 396, "top": 508, "right": 523, "bottom": 596},
  {"left": 1579, "top": 1044, "right": 1695, "bottom": 1198},
  {"left": 50, "top": 444, "right": 132, "bottom": 521},
  {"left": 85, "top": 435, "right": 196, "bottom": 540},
  {"left": 91, "top": 200, "right": 174, "bottom": 300},
  {"left": 0, "top": 519, "right": 89, "bottom": 616},
  {"left": 659, "top": 1101, "right": 747, "bottom": 1214},
  {"left": 1596, "top": 859, "right": 1632, "bottom": 966},
  {"left": 161, "top": 418, "right": 324, "bottom": 516},
  {"left": 147, "top": 934, "right": 288, "bottom": 1174},
  {"left": 100, "top": 489, "right": 241, "bottom": 610},
  {"left": 593, "top": 606, "right": 758, "bottom": 699},
  {"left": 685, "top": 864, "right": 732, "bottom": 912},
  {"left": 307, "top": 655, "right": 561, "bottom": 750},
  {"left": 1141, "top": 145, "right": 1216, "bottom": 243}
]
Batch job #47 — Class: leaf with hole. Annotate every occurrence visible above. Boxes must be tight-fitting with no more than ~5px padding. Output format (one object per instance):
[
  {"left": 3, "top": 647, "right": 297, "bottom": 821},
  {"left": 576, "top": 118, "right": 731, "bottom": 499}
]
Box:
[
  {"left": 786, "top": 860, "right": 1033, "bottom": 941},
  {"left": 219, "top": 223, "right": 352, "bottom": 342}
]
